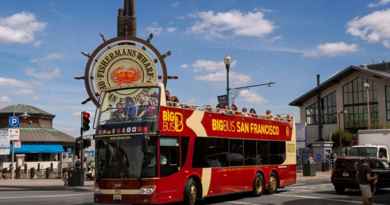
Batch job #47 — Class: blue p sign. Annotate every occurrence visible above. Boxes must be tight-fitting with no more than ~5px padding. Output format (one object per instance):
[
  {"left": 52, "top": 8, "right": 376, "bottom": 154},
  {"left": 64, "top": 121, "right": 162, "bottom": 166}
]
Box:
[{"left": 8, "top": 116, "right": 20, "bottom": 128}]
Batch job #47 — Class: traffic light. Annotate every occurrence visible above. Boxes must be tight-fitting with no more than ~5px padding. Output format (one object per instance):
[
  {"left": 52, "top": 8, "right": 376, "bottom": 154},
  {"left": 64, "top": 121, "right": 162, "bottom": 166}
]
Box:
[{"left": 82, "top": 111, "right": 91, "bottom": 131}]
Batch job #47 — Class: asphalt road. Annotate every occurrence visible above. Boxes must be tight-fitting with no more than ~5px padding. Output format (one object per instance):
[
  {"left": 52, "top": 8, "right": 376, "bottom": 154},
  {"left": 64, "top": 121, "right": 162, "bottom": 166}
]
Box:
[{"left": 0, "top": 182, "right": 389, "bottom": 205}]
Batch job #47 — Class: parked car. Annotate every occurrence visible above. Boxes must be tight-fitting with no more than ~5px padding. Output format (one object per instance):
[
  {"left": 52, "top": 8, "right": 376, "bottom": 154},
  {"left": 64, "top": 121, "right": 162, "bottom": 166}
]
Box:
[{"left": 331, "top": 157, "right": 390, "bottom": 194}]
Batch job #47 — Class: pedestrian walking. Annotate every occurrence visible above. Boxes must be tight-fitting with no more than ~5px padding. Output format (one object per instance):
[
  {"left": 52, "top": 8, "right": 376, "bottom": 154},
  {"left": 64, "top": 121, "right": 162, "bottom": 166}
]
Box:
[{"left": 357, "top": 159, "right": 378, "bottom": 205}]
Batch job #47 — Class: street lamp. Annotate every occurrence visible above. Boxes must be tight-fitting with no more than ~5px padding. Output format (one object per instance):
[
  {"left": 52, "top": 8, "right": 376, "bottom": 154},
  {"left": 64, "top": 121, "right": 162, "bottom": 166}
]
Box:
[
  {"left": 224, "top": 55, "right": 232, "bottom": 108},
  {"left": 363, "top": 82, "right": 371, "bottom": 129},
  {"left": 337, "top": 110, "right": 347, "bottom": 155}
]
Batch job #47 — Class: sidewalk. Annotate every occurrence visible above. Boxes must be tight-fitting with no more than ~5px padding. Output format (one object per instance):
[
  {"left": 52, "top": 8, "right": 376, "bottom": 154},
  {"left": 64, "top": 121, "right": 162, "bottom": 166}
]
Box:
[
  {"left": 0, "top": 179, "right": 93, "bottom": 191},
  {"left": 296, "top": 171, "right": 331, "bottom": 184}
]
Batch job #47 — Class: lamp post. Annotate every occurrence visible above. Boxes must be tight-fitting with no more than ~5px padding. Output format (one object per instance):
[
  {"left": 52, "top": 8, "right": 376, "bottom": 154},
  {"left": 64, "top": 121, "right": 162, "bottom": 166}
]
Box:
[
  {"left": 224, "top": 55, "right": 232, "bottom": 108},
  {"left": 364, "top": 82, "right": 371, "bottom": 129},
  {"left": 337, "top": 110, "right": 347, "bottom": 155}
]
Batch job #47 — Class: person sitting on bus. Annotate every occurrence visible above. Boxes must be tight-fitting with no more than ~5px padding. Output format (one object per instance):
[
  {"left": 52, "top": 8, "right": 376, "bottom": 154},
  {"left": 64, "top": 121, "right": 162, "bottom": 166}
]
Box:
[
  {"left": 266, "top": 110, "right": 273, "bottom": 119},
  {"left": 125, "top": 97, "right": 137, "bottom": 120},
  {"left": 242, "top": 107, "right": 249, "bottom": 116}
]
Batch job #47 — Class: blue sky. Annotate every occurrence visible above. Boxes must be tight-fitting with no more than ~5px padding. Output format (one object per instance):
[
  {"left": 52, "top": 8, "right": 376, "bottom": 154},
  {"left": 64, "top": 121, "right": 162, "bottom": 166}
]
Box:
[{"left": 1, "top": 0, "right": 390, "bottom": 136}]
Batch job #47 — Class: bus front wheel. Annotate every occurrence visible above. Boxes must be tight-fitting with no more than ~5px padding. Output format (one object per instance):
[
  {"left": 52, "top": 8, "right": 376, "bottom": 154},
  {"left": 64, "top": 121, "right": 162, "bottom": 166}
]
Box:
[
  {"left": 252, "top": 173, "right": 264, "bottom": 196},
  {"left": 184, "top": 179, "right": 199, "bottom": 205}
]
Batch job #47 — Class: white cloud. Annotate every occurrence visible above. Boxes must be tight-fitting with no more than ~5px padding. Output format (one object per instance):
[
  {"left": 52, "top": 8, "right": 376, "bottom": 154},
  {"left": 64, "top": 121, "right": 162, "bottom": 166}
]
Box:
[
  {"left": 192, "top": 59, "right": 237, "bottom": 72},
  {"left": 166, "top": 27, "right": 177, "bottom": 33},
  {"left": 190, "top": 59, "right": 251, "bottom": 85},
  {"left": 25, "top": 67, "right": 62, "bottom": 80},
  {"left": 0, "top": 77, "right": 30, "bottom": 88},
  {"left": 145, "top": 23, "right": 163, "bottom": 36},
  {"left": 190, "top": 10, "right": 275, "bottom": 38},
  {"left": 0, "top": 96, "right": 11, "bottom": 103},
  {"left": 0, "top": 12, "right": 46, "bottom": 44},
  {"left": 239, "top": 90, "right": 265, "bottom": 105},
  {"left": 304, "top": 42, "right": 359, "bottom": 57},
  {"left": 180, "top": 64, "right": 189, "bottom": 69},
  {"left": 347, "top": 9, "right": 390, "bottom": 48},
  {"left": 31, "top": 53, "right": 64, "bottom": 64},
  {"left": 195, "top": 71, "right": 251, "bottom": 84},
  {"left": 145, "top": 23, "right": 177, "bottom": 36},
  {"left": 368, "top": 0, "right": 390, "bottom": 8},
  {"left": 15, "top": 89, "right": 35, "bottom": 95}
]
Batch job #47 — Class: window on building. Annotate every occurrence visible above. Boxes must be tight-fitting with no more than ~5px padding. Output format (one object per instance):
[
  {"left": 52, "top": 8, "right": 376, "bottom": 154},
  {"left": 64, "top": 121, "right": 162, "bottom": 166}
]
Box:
[
  {"left": 305, "top": 103, "right": 318, "bottom": 125},
  {"left": 386, "top": 86, "right": 390, "bottom": 121},
  {"left": 343, "top": 77, "right": 378, "bottom": 130},
  {"left": 322, "top": 92, "right": 337, "bottom": 124}
]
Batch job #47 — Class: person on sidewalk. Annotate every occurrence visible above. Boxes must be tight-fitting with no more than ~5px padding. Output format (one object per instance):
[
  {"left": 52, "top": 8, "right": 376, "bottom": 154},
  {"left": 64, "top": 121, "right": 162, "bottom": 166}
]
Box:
[{"left": 357, "top": 159, "right": 378, "bottom": 205}]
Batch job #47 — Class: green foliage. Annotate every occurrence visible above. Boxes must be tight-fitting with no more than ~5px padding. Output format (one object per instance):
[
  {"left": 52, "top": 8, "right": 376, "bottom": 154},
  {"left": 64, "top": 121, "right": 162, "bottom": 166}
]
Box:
[{"left": 331, "top": 129, "right": 353, "bottom": 147}]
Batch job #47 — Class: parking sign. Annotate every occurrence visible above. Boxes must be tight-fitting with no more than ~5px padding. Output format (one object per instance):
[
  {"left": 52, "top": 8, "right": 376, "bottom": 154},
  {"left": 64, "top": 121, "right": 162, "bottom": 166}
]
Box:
[{"left": 8, "top": 116, "right": 20, "bottom": 128}]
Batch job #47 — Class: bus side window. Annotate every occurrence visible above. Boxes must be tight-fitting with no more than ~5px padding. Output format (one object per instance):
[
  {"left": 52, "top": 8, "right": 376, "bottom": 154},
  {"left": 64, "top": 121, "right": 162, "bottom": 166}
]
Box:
[
  {"left": 229, "top": 140, "right": 244, "bottom": 166},
  {"left": 244, "top": 141, "right": 257, "bottom": 165},
  {"left": 160, "top": 138, "right": 179, "bottom": 177}
]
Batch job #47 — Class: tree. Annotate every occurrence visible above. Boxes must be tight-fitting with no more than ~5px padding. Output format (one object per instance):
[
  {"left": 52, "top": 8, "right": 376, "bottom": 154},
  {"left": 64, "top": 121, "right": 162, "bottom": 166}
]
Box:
[{"left": 331, "top": 129, "right": 353, "bottom": 148}]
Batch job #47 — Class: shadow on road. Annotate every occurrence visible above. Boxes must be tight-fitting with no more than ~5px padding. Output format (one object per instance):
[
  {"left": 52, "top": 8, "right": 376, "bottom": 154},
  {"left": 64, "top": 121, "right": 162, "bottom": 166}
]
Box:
[{"left": 0, "top": 185, "right": 91, "bottom": 192}]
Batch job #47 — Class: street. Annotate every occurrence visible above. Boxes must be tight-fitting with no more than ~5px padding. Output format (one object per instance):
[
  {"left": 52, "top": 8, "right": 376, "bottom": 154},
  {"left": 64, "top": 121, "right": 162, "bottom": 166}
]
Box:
[{"left": 0, "top": 174, "right": 389, "bottom": 205}]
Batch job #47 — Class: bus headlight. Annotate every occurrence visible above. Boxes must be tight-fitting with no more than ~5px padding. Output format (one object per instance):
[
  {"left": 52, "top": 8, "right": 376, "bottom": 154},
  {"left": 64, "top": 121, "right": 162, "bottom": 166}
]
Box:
[
  {"left": 140, "top": 186, "right": 156, "bottom": 195},
  {"left": 94, "top": 183, "right": 102, "bottom": 194}
]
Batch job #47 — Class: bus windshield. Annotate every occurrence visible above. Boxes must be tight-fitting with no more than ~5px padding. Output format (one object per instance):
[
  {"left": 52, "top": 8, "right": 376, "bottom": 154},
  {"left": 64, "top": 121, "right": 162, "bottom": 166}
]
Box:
[
  {"left": 96, "top": 136, "right": 157, "bottom": 179},
  {"left": 348, "top": 147, "right": 377, "bottom": 158},
  {"left": 97, "top": 86, "right": 160, "bottom": 130}
]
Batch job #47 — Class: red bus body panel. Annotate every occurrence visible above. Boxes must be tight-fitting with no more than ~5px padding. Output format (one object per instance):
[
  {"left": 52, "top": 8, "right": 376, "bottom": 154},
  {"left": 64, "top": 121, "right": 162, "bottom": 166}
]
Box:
[{"left": 95, "top": 106, "right": 296, "bottom": 204}]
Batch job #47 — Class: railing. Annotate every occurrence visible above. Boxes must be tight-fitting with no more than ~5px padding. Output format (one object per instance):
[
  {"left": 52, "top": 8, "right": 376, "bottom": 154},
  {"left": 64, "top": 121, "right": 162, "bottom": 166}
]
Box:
[{"left": 166, "top": 101, "right": 293, "bottom": 123}]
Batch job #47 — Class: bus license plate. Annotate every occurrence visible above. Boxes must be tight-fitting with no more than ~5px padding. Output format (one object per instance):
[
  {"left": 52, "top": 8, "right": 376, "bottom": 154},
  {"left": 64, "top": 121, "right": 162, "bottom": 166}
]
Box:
[
  {"left": 342, "top": 172, "right": 349, "bottom": 177},
  {"left": 113, "top": 189, "right": 122, "bottom": 201}
]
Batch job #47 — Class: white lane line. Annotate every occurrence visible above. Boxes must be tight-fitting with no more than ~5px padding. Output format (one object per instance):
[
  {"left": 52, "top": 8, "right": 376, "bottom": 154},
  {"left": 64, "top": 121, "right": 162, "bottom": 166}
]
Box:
[
  {"left": 0, "top": 193, "right": 91, "bottom": 200},
  {"left": 229, "top": 201, "right": 259, "bottom": 205},
  {"left": 279, "top": 194, "right": 385, "bottom": 205}
]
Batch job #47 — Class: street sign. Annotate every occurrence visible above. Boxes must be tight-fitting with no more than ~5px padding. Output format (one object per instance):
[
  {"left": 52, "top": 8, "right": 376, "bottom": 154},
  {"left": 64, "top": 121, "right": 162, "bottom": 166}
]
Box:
[
  {"left": 13, "top": 140, "right": 21, "bottom": 149},
  {"left": 8, "top": 116, "right": 20, "bottom": 128},
  {"left": 0, "top": 129, "right": 10, "bottom": 155},
  {"left": 8, "top": 128, "right": 20, "bottom": 141},
  {"left": 217, "top": 95, "right": 228, "bottom": 107}
]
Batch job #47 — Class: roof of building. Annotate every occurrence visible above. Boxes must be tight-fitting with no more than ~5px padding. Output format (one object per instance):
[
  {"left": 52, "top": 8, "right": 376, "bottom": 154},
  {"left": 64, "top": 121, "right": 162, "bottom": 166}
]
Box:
[
  {"left": 20, "top": 128, "right": 75, "bottom": 144},
  {"left": 289, "top": 63, "right": 390, "bottom": 107},
  {"left": 0, "top": 104, "right": 54, "bottom": 117}
]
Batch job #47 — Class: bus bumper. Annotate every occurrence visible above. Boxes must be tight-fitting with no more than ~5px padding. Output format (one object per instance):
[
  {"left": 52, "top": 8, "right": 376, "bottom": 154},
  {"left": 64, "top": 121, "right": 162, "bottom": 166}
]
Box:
[{"left": 95, "top": 193, "right": 153, "bottom": 204}]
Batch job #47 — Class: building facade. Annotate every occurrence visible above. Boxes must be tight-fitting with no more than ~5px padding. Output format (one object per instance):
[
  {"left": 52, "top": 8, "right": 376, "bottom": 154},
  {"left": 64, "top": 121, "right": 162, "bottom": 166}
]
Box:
[
  {"left": 290, "top": 63, "right": 390, "bottom": 146},
  {"left": 0, "top": 104, "right": 74, "bottom": 177}
]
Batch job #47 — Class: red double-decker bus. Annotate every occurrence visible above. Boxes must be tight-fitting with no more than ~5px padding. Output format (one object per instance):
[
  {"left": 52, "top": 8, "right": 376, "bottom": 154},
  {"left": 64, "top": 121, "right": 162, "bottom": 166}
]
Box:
[{"left": 93, "top": 84, "right": 296, "bottom": 205}]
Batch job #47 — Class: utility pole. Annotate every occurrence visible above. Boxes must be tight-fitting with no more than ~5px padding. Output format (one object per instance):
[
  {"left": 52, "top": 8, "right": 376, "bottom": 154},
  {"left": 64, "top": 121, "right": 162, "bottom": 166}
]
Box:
[{"left": 317, "top": 74, "right": 324, "bottom": 141}]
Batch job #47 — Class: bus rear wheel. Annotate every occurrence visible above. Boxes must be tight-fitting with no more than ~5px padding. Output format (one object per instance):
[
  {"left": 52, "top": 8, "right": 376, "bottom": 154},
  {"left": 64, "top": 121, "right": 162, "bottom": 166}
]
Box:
[
  {"left": 252, "top": 174, "right": 264, "bottom": 196},
  {"left": 184, "top": 179, "right": 199, "bottom": 205},
  {"left": 267, "top": 173, "right": 278, "bottom": 194}
]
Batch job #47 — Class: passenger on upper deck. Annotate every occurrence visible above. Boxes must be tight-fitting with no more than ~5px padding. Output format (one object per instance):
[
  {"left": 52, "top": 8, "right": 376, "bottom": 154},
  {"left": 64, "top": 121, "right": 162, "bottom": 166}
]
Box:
[
  {"left": 266, "top": 110, "right": 273, "bottom": 119},
  {"left": 242, "top": 107, "right": 249, "bottom": 116},
  {"left": 249, "top": 108, "right": 257, "bottom": 117}
]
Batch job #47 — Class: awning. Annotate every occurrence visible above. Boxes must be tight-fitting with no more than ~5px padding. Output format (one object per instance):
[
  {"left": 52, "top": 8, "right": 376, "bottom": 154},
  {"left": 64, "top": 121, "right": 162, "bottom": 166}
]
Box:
[{"left": 15, "top": 144, "right": 64, "bottom": 154}]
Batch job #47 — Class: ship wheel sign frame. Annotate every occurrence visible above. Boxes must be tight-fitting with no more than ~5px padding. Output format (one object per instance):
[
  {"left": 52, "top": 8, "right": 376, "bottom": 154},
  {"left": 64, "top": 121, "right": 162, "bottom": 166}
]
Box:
[{"left": 82, "top": 36, "right": 169, "bottom": 107}]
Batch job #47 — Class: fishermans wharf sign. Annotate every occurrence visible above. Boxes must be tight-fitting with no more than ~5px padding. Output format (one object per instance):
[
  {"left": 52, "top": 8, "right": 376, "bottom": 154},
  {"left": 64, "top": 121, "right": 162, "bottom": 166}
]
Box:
[
  {"left": 84, "top": 38, "right": 164, "bottom": 106},
  {"left": 94, "top": 44, "right": 157, "bottom": 95}
]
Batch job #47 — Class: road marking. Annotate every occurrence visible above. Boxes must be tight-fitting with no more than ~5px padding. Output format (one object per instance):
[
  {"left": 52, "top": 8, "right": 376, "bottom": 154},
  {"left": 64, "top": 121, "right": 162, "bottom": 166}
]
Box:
[
  {"left": 0, "top": 193, "right": 91, "bottom": 200},
  {"left": 229, "top": 201, "right": 259, "bottom": 205},
  {"left": 279, "top": 194, "right": 385, "bottom": 205}
]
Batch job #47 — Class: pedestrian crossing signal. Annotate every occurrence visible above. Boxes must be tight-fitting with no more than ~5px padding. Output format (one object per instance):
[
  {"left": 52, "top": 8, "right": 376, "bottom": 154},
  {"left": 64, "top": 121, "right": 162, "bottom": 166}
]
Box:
[{"left": 82, "top": 111, "right": 91, "bottom": 131}]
